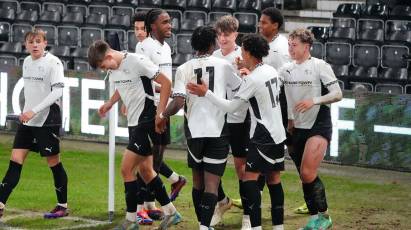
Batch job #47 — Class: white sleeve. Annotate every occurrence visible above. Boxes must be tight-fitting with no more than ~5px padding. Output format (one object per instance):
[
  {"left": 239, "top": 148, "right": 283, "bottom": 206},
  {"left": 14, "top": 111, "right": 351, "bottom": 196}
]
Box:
[
  {"left": 134, "top": 55, "right": 160, "bottom": 80},
  {"left": 172, "top": 66, "right": 187, "bottom": 98},
  {"left": 205, "top": 90, "right": 248, "bottom": 113},
  {"left": 225, "top": 63, "right": 242, "bottom": 91},
  {"left": 50, "top": 58, "right": 65, "bottom": 87},
  {"left": 233, "top": 77, "right": 256, "bottom": 101},
  {"left": 286, "top": 88, "right": 295, "bottom": 120},
  {"left": 32, "top": 88, "right": 63, "bottom": 113},
  {"left": 313, "top": 61, "right": 342, "bottom": 105}
]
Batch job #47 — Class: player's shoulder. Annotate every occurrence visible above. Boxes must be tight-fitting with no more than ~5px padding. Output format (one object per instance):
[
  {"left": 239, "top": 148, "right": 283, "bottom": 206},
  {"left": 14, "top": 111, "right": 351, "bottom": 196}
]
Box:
[
  {"left": 209, "top": 55, "right": 232, "bottom": 67},
  {"left": 44, "top": 52, "right": 63, "bottom": 66}
]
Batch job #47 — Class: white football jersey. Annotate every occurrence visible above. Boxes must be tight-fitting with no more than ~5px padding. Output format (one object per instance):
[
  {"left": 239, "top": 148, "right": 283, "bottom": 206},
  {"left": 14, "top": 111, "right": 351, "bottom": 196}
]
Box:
[
  {"left": 22, "top": 52, "right": 65, "bottom": 127},
  {"left": 109, "top": 52, "right": 160, "bottom": 127},
  {"left": 173, "top": 55, "right": 242, "bottom": 138},
  {"left": 136, "top": 36, "right": 172, "bottom": 105},
  {"left": 279, "top": 57, "right": 338, "bottom": 129},
  {"left": 213, "top": 46, "right": 249, "bottom": 123},
  {"left": 234, "top": 63, "right": 286, "bottom": 144},
  {"left": 263, "top": 34, "right": 290, "bottom": 70}
]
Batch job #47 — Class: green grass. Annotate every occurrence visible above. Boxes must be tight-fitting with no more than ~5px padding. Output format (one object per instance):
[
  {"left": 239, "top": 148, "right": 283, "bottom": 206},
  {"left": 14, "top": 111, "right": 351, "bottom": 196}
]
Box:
[{"left": 0, "top": 141, "right": 410, "bottom": 229}]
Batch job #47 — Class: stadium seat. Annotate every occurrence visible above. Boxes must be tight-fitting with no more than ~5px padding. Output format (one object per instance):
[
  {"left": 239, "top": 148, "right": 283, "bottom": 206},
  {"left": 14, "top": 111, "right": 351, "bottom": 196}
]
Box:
[
  {"left": 181, "top": 11, "right": 206, "bottom": 32},
  {"left": 329, "top": 27, "right": 356, "bottom": 42},
  {"left": 115, "top": 0, "right": 139, "bottom": 7},
  {"left": 39, "top": 10, "right": 61, "bottom": 25},
  {"left": 307, "top": 26, "right": 329, "bottom": 43},
  {"left": 15, "top": 10, "right": 39, "bottom": 24},
  {"left": 89, "top": 5, "right": 110, "bottom": 18},
  {"left": 353, "top": 44, "right": 380, "bottom": 68},
  {"left": 0, "top": 42, "right": 22, "bottom": 54},
  {"left": 62, "top": 11, "right": 84, "bottom": 26},
  {"left": 356, "top": 19, "right": 384, "bottom": 44},
  {"left": 80, "top": 27, "right": 103, "bottom": 47},
  {"left": 0, "top": 55, "right": 17, "bottom": 66},
  {"left": 20, "top": 1, "right": 41, "bottom": 15},
  {"left": 350, "top": 81, "right": 374, "bottom": 91},
  {"left": 351, "top": 66, "right": 379, "bottom": 78},
  {"left": 0, "top": 0, "right": 18, "bottom": 13},
  {"left": 73, "top": 59, "right": 91, "bottom": 71},
  {"left": 234, "top": 12, "right": 258, "bottom": 33},
  {"left": 58, "top": 26, "right": 80, "bottom": 47},
  {"left": 167, "top": 10, "right": 183, "bottom": 33},
  {"left": 405, "top": 84, "right": 411, "bottom": 93},
  {"left": 176, "top": 33, "right": 192, "bottom": 54},
  {"left": 11, "top": 23, "right": 32, "bottom": 43},
  {"left": 187, "top": 0, "right": 211, "bottom": 12},
  {"left": 108, "top": 14, "right": 130, "bottom": 30},
  {"left": 237, "top": 0, "right": 261, "bottom": 13},
  {"left": 261, "top": 0, "right": 275, "bottom": 10},
  {"left": 165, "top": 33, "right": 176, "bottom": 54},
  {"left": 331, "top": 64, "right": 350, "bottom": 78},
  {"left": 385, "top": 20, "right": 411, "bottom": 45},
  {"left": 71, "top": 47, "right": 89, "bottom": 58},
  {"left": 42, "top": 2, "right": 65, "bottom": 16},
  {"left": 66, "top": 4, "right": 88, "bottom": 16},
  {"left": 92, "top": 0, "right": 115, "bottom": 6},
  {"left": 34, "top": 24, "right": 57, "bottom": 45},
  {"left": 138, "top": 0, "right": 161, "bottom": 8},
  {"left": 163, "top": 0, "right": 186, "bottom": 11},
  {"left": 338, "top": 80, "right": 345, "bottom": 89},
  {"left": 127, "top": 30, "right": 137, "bottom": 52},
  {"left": 85, "top": 13, "right": 108, "bottom": 28},
  {"left": 332, "top": 17, "right": 356, "bottom": 28},
  {"left": 208, "top": 12, "right": 231, "bottom": 26},
  {"left": 212, "top": 0, "right": 237, "bottom": 13},
  {"left": 381, "top": 45, "right": 409, "bottom": 68},
  {"left": 375, "top": 83, "right": 403, "bottom": 94},
  {"left": 0, "top": 8, "right": 15, "bottom": 22},
  {"left": 104, "top": 29, "right": 127, "bottom": 50},
  {"left": 112, "top": 6, "right": 134, "bottom": 18},
  {"left": 380, "top": 67, "right": 408, "bottom": 80},
  {"left": 172, "top": 53, "right": 193, "bottom": 66},
  {"left": 361, "top": 3, "right": 389, "bottom": 19},
  {"left": 49, "top": 45, "right": 71, "bottom": 57},
  {"left": 325, "top": 42, "right": 351, "bottom": 66},
  {"left": 390, "top": 5, "right": 411, "bottom": 20},
  {"left": 310, "top": 41, "right": 324, "bottom": 59},
  {"left": 0, "top": 22, "right": 10, "bottom": 42},
  {"left": 333, "top": 3, "right": 363, "bottom": 18}
]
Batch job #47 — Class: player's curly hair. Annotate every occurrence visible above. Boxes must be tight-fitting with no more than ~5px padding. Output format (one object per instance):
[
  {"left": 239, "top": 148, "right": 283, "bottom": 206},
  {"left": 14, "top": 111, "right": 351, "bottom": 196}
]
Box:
[
  {"left": 241, "top": 34, "right": 269, "bottom": 60},
  {"left": 132, "top": 11, "right": 147, "bottom": 26},
  {"left": 191, "top": 26, "right": 217, "bottom": 53},
  {"left": 145, "top": 8, "right": 166, "bottom": 36},
  {"left": 262, "top": 7, "right": 284, "bottom": 29}
]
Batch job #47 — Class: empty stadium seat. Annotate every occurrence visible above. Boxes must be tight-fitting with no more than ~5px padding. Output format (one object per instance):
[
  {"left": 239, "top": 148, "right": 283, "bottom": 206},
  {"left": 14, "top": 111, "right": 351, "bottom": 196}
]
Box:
[
  {"left": 308, "top": 26, "right": 329, "bottom": 43},
  {"left": 172, "top": 53, "right": 193, "bottom": 66},
  {"left": 405, "top": 84, "right": 411, "bottom": 93},
  {"left": 49, "top": 45, "right": 71, "bottom": 57},
  {"left": 356, "top": 19, "right": 384, "bottom": 44},
  {"left": 92, "top": 0, "right": 115, "bottom": 6},
  {"left": 34, "top": 24, "right": 57, "bottom": 45},
  {"left": 333, "top": 3, "right": 363, "bottom": 18},
  {"left": 104, "top": 29, "right": 127, "bottom": 49},
  {"left": 331, "top": 64, "right": 350, "bottom": 78},
  {"left": 167, "top": 10, "right": 182, "bottom": 33},
  {"left": 112, "top": 6, "right": 134, "bottom": 18},
  {"left": 385, "top": 20, "right": 411, "bottom": 45},
  {"left": 187, "top": 0, "right": 211, "bottom": 12},
  {"left": 381, "top": 45, "right": 409, "bottom": 68},
  {"left": 15, "top": 10, "right": 38, "bottom": 24},
  {"left": 58, "top": 26, "right": 79, "bottom": 47},
  {"left": 0, "top": 55, "right": 17, "bottom": 66},
  {"left": 43, "top": 2, "right": 65, "bottom": 16},
  {"left": 332, "top": 17, "right": 356, "bottom": 28},
  {"left": 73, "top": 59, "right": 91, "bottom": 71},
  {"left": 20, "top": 1, "right": 41, "bottom": 15},
  {"left": 380, "top": 67, "right": 408, "bottom": 80},
  {"left": 212, "top": 0, "right": 236, "bottom": 13},
  {"left": 361, "top": 3, "right": 389, "bottom": 19},
  {"left": 176, "top": 33, "right": 192, "bottom": 54},
  {"left": 310, "top": 42, "right": 324, "bottom": 59},
  {"left": 89, "top": 5, "right": 110, "bottom": 18},
  {"left": 163, "top": 0, "right": 186, "bottom": 11},
  {"left": 261, "top": 0, "right": 275, "bottom": 10},
  {"left": 0, "top": 42, "right": 22, "bottom": 54},
  {"left": 108, "top": 14, "right": 130, "bottom": 30},
  {"left": 375, "top": 83, "right": 403, "bottom": 94},
  {"left": 138, "top": 0, "right": 161, "bottom": 8},
  {"left": 71, "top": 47, "right": 89, "bottom": 58},
  {"left": 237, "top": 0, "right": 261, "bottom": 13},
  {"left": 115, "top": 0, "right": 138, "bottom": 7},
  {"left": 390, "top": 5, "right": 411, "bottom": 20},
  {"left": 325, "top": 42, "right": 351, "bottom": 65},
  {"left": 350, "top": 81, "right": 374, "bottom": 91},
  {"left": 234, "top": 12, "right": 258, "bottom": 33},
  {"left": 62, "top": 11, "right": 84, "bottom": 25},
  {"left": 39, "top": 10, "right": 61, "bottom": 25},
  {"left": 127, "top": 30, "right": 137, "bottom": 52},
  {"left": 353, "top": 44, "right": 380, "bottom": 68},
  {"left": 351, "top": 66, "right": 379, "bottom": 78},
  {"left": 208, "top": 11, "right": 231, "bottom": 26},
  {"left": 0, "top": 22, "right": 10, "bottom": 42},
  {"left": 181, "top": 11, "right": 206, "bottom": 32},
  {"left": 66, "top": 4, "right": 88, "bottom": 16},
  {"left": 11, "top": 24, "right": 32, "bottom": 43},
  {"left": 0, "top": 0, "right": 18, "bottom": 13},
  {"left": 165, "top": 33, "right": 176, "bottom": 54},
  {"left": 329, "top": 27, "right": 356, "bottom": 42},
  {"left": 0, "top": 8, "right": 15, "bottom": 22},
  {"left": 81, "top": 27, "right": 103, "bottom": 47},
  {"left": 85, "top": 13, "right": 108, "bottom": 28}
]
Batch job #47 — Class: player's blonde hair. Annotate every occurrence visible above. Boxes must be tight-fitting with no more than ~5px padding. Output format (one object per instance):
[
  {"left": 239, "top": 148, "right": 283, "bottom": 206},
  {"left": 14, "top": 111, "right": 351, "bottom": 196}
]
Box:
[
  {"left": 289, "top": 28, "right": 314, "bottom": 46},
  {"left": 215, "top": 15, "right": 239, "bottom": 33},
  {"left": 24, "top": 29, "right": 47, "bottom": 42}
]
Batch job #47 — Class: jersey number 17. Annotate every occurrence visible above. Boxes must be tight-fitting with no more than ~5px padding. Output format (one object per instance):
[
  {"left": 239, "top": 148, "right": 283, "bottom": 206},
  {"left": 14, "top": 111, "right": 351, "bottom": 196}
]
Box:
[{"left": 265, "top": 78, "right": 280, "bottom": 108}]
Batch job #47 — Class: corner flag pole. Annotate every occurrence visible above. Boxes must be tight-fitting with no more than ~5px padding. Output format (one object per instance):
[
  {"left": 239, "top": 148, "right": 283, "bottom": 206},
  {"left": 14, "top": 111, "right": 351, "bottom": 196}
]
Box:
[{"left": 108, "top": 80, "right": 115, "bottom": 222}]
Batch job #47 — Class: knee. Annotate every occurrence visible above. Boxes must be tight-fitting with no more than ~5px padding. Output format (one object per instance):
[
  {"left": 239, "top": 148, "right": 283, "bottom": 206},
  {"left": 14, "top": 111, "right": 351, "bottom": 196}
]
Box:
[
  {"left": 46, "top": 155, "right": 60, "bottom": 167},
  {"left": 300, "top": 168, "right": 316, "bottom": 183},
  {"left": 267, "top": 172, "right": 281, "bottom": 184}
]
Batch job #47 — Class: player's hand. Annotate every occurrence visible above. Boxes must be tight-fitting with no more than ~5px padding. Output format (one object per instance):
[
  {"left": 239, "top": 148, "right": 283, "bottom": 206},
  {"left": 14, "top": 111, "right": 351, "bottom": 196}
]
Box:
[
  {"left": 186, "top": 79, "right": 208, "bottom": 97},
  {"left": 295, "top": 99, "right": 314, "bottom": 113},
  {"left": 19, "top": 110, "right": 35, "bottom": 123},
  {"left": 155, "top": 114, "right": 167, "bottom": 134},
  {"left": 120, "top": 104, "right": 127, "bottom": 116},
  {"left": 287, "top": 120, "right": 295, "bottom": 135},
  {"left": 98, "top": 102, "right": 112, "bottom": 117},
  {"left": 235, "top": 57, "right": 245, "bottom": 70},
  {"left": 239, "top": 68, "right": 250, "bottom": 76}
]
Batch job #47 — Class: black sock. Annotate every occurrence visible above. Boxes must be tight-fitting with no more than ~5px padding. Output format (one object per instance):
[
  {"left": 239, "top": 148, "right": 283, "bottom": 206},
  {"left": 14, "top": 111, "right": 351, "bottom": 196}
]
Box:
[
  {"left": 159, "top": 162, "right": 173, "bottom": 179},
  {"left": 136, "top": 176, "right": 144, "bottom": 206},
  {"left": 0, "top": 161, "right": 22, "bottom": 204},
  {"left": 192, "top": 188, "right": 203, "bottom": 221},
  {"left": 147, "top": 175, "right": 170, "bottom": 206},
  {"left": 200, "top": 192, "right": 218, "bottom": 227},
  {"left": 217, "top": 180, "right": 226, "bottom": 202},
  {"left": 257, "top": 175, "right": 265, "bottom": 192},
  {"left": 310, "top": 177, "right": 328, "bottom": 212},
  {"left": 239, "top": 180, "right": 249, "bottom": 215},
  {"left": 243, "top": 180, "right": 261, "bottom": 227},
  {"left": 302, "top": 179, "right": 318, "bottom": 215},
  {"left": 268, "top": 183, "right": 284, "bottom": 225},
  {"left": 50, "top": 162, "right": 68, "bottom": 204},
  {"left": 124, "top": 180, "right": 139, "bottom": 212}
]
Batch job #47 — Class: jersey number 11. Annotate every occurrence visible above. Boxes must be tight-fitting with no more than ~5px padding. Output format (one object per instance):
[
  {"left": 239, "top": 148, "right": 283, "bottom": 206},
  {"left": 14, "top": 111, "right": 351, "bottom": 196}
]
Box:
[{"left": 194, "top": 67, "right": 215, "bottom": 92}]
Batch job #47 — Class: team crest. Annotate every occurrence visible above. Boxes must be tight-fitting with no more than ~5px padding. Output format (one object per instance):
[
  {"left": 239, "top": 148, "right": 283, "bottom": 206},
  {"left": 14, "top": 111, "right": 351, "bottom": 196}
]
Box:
[{"left": 304, "top": 69, "right": 312, "bottom": 75}]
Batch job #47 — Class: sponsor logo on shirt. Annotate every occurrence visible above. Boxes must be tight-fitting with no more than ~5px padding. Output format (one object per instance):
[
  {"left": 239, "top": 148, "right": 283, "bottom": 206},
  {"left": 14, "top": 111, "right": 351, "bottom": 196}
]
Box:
[
  {"left": 284, "top": 80, "right": 313, "bottom": 86},
  {"left": 24, "top": 76, "right": 44, "bottom": 81},
  {"left": 114, "top": 79, "right": 133, "bottom": 85}
]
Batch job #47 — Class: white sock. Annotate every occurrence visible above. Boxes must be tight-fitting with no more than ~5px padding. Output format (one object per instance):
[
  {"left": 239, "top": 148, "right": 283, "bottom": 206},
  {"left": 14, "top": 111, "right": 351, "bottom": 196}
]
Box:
[
  {"left": 162, "top": 202, "right": 176, "bottom": 216},
  {"left": 137, "top": 204, "right": 143, "bottom": 212},
  {"left": 168, "top": 172, "right": 179, "bottom": 184},
  {"left": 0, "top": 202, "right": 5, "bottom": 209},
  {"left": 57, "top": 203, "right": 67, "bottom": 208},
  {"left": 242, "top": 215, "right": 251, "bottom": 228},
  {"left": 273, "top": 224, "right": 284, "bottom": 230},
  {"left": 252, "top": 226, "right": 262, "bottom": 230},
  {"left": 219, "top": 196, "right": 229, "bottom": 205},
  {"left": 310, "top": 214, "right": 319, "bottom": 220},
  {"left": 126, "top": 212, "right": 136, "bottom": 222},
  {"left": 144, "top": 201, "right": 156, "bottom": 210},
  {"left": 200, "top": 225, "right": 209, "bottom": 230}
]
